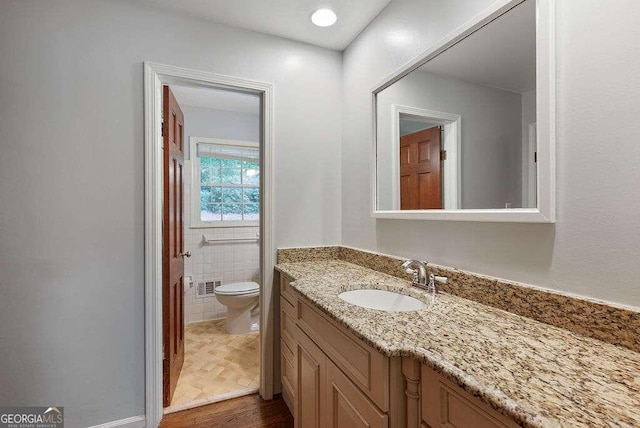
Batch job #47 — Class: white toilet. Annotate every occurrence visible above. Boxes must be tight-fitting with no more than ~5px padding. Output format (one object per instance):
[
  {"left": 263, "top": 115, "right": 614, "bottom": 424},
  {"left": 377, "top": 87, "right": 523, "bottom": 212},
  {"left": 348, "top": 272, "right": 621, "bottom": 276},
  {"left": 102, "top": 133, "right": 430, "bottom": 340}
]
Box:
[{"left": 214, "top": 281, "right": 260, "bottom": 334}]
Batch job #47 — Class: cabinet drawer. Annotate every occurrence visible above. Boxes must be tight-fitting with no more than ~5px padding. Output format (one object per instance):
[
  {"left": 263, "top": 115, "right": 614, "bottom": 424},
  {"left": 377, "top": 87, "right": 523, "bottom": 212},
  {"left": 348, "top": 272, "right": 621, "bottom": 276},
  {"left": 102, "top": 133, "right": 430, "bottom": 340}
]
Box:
[
  {"left": 280, "top": 274, "right": 296, "bottom": 305},
  {"left": 281, "top": 346, "right": 296, "bottom": 399},
  {"left": 297, "top": 298, "right": 389, "bottom": 411},
  {"left": 281, "top": 296, "right": 297, "bottom": 350},
  {"left": 282, "top": 379, "right": 294, "bottom": 416},
  {"left": 421, "top": 365, "right": 518, "bottom": 428},
  {"left": 281, "top": 330, "right": 295, "bottom": 363}
]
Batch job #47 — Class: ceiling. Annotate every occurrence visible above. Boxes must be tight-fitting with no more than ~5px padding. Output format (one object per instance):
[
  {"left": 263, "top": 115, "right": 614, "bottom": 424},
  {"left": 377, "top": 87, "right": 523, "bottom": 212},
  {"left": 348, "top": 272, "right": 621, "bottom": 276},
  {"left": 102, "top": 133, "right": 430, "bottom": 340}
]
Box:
[
  {"left": 126, "top": 0, "right": 391, "bottom": 50},
  {"left": 419, "top": 0, "right": 536, "bottom": 94},
  {"left": 170, "top": 85, "right": 260, "bottom": 114}
]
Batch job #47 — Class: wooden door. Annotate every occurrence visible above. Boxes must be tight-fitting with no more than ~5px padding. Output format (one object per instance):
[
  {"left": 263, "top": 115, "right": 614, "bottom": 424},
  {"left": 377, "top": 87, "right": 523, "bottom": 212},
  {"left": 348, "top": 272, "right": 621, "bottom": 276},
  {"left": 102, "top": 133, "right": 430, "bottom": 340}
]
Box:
[
  {"left": 162, "top": 85, "right": 185, "bottom": 407},
  {"left": 295, "top": 329, "right": 326, "bottom": 428},
  {"left": 326, "top": 360, "right": 388, "bottom": 428},
  {"left": 400, "top": 127, "right": 443, "bottom": 209}
]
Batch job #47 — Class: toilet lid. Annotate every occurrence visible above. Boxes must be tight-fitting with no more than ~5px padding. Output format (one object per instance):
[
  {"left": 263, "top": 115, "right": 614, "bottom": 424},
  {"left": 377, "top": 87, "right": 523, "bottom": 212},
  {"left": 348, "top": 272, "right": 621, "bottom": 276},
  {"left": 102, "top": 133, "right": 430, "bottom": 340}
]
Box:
[{"left": 215, "top": 281, "right": 259, "bottom": 296}]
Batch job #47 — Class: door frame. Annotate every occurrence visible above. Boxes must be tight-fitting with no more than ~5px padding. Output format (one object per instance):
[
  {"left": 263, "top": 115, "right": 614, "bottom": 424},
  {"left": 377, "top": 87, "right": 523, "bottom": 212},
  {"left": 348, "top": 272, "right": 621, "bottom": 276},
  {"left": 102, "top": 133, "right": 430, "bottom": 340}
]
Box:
[
  {"left": 390, "top": 104, "right": 461, "bottom": 210},
  {"left": 524, "top": 122, "right": 537, "bottom": 208},
  {"left": 144, "top": 62, "right": 275, "bottom": 427}
]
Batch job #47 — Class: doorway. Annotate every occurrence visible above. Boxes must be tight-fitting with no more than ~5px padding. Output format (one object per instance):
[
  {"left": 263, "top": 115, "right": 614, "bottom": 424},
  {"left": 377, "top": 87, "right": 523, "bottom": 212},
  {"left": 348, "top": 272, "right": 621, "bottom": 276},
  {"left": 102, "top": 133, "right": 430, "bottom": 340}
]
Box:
[
  {"left": 391, "top": 105, "right": 461, "bottom": 210},
  {"left": 144, "top": 62, "right": 275, "bottom": 427}
]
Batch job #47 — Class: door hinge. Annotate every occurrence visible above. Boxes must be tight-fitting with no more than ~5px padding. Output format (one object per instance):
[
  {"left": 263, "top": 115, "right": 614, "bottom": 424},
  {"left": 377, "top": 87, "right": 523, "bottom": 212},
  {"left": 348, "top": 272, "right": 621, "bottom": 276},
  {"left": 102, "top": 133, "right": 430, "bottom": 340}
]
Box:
[
  {"left": 440, "top": 150, "right": 447, "bottom": 161},
  {"left": 161, "top": 123, "right": 165, "bottom": 137},
  {"left": 162, "top": 357, "right": 168, "bottom": 374},
  {"left": 534, "top": 151, "right": 537, "bottom": 163}
]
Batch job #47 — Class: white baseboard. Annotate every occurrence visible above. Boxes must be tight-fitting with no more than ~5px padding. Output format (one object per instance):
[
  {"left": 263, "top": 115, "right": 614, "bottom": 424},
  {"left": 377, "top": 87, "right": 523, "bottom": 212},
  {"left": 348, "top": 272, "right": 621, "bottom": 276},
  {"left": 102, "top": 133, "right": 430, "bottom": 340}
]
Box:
[{"left": 87, "top": 415, "right": 146, "bottom": 428}]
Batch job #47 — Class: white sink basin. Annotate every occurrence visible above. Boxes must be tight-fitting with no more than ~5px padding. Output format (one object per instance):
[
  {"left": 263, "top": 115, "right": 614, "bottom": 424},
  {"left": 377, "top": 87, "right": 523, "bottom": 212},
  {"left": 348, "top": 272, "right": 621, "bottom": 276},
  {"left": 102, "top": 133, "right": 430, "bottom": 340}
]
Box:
[{"left": 338, "top": 289, "right": 426, "bottom": 312}]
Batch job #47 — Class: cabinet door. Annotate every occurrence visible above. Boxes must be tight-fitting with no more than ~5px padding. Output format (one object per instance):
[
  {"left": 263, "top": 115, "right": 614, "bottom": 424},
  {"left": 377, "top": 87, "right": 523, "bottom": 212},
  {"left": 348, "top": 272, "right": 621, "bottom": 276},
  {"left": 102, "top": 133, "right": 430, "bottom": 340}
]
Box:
[
  {"left": 296, "top": 298, "right": 390, "bottom": 411},
  {"left": 421, "top": 365, "right": 518, "bottom": 428},
  {"left": 326, "top": 360, "right": 388, "bottom": 428},
  {"left": 296, "top": 330, "right": 326, "bottom": 428}
]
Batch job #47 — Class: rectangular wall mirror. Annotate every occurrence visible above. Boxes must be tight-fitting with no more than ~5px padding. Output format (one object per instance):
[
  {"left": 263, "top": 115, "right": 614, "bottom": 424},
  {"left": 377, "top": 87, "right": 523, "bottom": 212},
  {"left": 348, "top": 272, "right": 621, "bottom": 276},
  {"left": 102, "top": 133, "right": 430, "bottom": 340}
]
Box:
[{"left": 372, "top": 0, "right": 555, "bottom": 223}]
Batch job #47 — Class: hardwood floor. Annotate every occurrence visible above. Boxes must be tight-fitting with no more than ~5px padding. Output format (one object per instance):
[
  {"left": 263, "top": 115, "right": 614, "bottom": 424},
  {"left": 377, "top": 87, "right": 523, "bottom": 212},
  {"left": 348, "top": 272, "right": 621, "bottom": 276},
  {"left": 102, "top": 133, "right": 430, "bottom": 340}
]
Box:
[{"left": 160, "top": 393, "right": 294, "bottom": 428}]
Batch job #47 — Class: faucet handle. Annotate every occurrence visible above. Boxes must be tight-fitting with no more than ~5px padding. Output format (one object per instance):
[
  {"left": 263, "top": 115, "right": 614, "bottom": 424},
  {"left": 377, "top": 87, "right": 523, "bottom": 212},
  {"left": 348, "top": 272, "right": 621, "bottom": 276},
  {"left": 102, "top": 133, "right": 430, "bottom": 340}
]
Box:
[
  {"left": 401, "top": 261, "right": 418, "bottom": 281},
  {"left": 432, "top": 275, "right": 448, "bottom": 284},
  {"left": 426, "top": 274, "right": 448, "bottom": 294}
]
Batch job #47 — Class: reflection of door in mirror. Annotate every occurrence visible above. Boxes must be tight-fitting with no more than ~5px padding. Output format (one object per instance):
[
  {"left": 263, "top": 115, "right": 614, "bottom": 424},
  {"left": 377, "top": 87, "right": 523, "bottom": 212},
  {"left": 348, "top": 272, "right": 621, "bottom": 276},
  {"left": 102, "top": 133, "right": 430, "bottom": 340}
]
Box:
[{"left": 400, "top": 126, "right": 442, "bottom": 209}]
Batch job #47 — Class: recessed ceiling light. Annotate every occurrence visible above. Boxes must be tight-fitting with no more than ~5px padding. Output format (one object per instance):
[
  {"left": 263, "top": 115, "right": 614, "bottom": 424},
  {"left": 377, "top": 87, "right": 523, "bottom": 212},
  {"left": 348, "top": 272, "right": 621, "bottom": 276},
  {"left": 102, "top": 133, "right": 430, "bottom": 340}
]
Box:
[{"left": 311, "top": 8, "right": 337, "bottom": 27}]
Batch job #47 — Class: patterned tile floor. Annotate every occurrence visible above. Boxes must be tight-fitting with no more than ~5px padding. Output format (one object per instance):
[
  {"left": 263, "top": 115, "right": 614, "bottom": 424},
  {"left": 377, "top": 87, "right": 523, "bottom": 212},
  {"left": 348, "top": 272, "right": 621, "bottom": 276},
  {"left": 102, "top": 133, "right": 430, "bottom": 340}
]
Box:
[{"left": 170, "top": 319, "right": 260, "bottom": 407}]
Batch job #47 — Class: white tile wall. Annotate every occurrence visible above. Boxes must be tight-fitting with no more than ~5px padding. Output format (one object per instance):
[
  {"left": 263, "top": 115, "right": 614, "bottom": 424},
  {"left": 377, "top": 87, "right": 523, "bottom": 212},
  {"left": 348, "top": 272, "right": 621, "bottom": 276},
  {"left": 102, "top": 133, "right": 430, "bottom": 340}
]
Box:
[{"left": 183, "top": 160, "right": 260, "bottom": 324}]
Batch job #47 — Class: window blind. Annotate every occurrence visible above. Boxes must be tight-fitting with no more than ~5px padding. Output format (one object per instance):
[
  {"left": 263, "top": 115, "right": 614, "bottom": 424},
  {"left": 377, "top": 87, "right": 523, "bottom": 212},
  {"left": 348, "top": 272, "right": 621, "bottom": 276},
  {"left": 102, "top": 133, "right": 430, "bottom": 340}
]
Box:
[{"left": 196, "top": 143, "right": 259, "bottom": 163}]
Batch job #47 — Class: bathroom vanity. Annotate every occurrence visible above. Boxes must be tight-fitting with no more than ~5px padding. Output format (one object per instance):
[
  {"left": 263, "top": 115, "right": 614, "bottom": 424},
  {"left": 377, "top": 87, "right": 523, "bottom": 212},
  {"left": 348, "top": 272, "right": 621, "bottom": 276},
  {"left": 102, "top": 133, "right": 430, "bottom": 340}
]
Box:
[
  {"left": 275, "top": 247, "right": 640, "bottom": 427},
  {"left": 280, "top": 273, "right": 404, "bottom": 427},
  {"left": 279, "top": 273, "right": 519, "bottom": 427}
]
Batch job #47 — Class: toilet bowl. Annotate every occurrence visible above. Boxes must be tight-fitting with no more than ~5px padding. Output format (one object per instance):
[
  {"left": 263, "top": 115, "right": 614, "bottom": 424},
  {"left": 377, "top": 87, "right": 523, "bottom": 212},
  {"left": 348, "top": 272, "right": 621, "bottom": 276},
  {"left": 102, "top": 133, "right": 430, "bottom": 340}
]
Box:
[{"left": 214, "top": 281, "right": 260, "bottom": 334}]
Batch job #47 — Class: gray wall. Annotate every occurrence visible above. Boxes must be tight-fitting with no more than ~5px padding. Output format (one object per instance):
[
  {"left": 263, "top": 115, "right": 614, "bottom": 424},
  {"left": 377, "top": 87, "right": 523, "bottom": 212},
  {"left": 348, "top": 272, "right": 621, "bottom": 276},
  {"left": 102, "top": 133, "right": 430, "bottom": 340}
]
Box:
[
  {"left": 181, "top": 104, "right": 260, "bottom": 159},
  {"left": 376, "top": 70, "right": 523, "bottom": 210},
  {"left": 342, "top": 0, "right": 640, "bottom": 307},
  {"left": 0, "top": 0, "right": 342, "bottom": 426}
]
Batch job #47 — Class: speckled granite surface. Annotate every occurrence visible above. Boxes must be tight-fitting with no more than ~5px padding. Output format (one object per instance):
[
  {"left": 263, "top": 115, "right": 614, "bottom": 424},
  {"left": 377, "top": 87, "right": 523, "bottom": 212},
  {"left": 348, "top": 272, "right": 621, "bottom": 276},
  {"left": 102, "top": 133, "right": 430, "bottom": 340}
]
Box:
[
  {"left": 278, "top": 246, "right": 640, "bottom": 353},
  {"left": 275, "top": 260, "right": 640, "bottom": 427},
  {"left": 278, "top": 246, "right": 341, "bottom": 263}
]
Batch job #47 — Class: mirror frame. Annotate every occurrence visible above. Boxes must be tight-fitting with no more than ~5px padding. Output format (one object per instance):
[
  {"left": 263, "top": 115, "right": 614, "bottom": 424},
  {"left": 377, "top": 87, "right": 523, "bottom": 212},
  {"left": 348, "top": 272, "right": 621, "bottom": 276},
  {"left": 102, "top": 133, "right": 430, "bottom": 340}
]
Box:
[{"left": 371, "top": 0, "right": 555, "bottom": 223}]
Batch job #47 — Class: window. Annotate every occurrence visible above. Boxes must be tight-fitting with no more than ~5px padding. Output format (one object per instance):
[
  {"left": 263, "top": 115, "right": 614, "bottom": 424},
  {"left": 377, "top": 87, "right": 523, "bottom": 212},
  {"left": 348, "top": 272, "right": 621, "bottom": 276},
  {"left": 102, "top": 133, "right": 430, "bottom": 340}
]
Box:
[{"left": 190, "top": 137, "right": 259, "bottom": 227}]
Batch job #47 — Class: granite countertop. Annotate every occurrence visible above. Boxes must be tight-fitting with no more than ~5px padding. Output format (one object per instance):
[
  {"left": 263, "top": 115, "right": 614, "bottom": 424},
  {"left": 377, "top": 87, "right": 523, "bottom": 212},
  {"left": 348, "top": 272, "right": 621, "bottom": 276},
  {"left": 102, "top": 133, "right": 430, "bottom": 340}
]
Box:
[{"left": 275, "top": 260, "right": 640, "bottom": 428}]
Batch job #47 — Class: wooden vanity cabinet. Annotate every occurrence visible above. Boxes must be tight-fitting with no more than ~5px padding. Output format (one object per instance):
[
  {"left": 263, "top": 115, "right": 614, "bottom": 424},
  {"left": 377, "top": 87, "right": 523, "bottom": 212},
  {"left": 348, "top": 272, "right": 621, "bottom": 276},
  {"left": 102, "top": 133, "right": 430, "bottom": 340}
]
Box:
[
  {"left": 279, "top": 274, "right": 404, "bottom": 428},
  {"left": 278, "top": 273, "right": 519, "bottom": 428}
]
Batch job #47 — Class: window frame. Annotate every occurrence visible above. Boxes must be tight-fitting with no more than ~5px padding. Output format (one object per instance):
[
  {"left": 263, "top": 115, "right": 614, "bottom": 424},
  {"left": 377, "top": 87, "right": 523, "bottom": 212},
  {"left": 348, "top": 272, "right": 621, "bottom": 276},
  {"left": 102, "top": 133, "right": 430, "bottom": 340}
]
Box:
[{"left": 189, "top": 136, "right": 260, "bottom": 228}]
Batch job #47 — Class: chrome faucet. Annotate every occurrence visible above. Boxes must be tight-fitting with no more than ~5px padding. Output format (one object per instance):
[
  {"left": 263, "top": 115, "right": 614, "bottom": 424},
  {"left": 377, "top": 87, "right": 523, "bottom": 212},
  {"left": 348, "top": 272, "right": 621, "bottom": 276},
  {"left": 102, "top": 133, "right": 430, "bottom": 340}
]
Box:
[
  {"left": 401, "top": 259, "right": 446, "bottom": 293},
  {"left": 401, "top": 259, "right": 430, "bottom": 289}
]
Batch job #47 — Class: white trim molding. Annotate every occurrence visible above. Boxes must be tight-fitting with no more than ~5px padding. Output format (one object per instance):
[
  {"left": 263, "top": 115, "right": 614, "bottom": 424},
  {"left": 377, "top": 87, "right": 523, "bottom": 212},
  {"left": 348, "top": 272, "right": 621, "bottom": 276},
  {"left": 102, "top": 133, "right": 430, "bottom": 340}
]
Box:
[
  {"left": 525, "top": 122, "right": 537, "bottom": 208},
  {"left": 389, "top": 105, "right": 461, "bottom": 210},
  {"left": 144, "top": 62, "right": 275, "bottom": 427},
  {"left": 371, "top": 0, "right": 555, "bottom": 223},
  {"left": 87, "top": 415, "right": 146, "bottom": 428}
]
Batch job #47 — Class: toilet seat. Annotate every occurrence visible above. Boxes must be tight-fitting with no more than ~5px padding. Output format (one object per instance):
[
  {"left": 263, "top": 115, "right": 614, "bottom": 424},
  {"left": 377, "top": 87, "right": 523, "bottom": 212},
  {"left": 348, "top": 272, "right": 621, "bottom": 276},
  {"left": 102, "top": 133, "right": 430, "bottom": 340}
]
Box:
[{"left": 214, "top": 281, "right": 259, "bottom": 296}]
